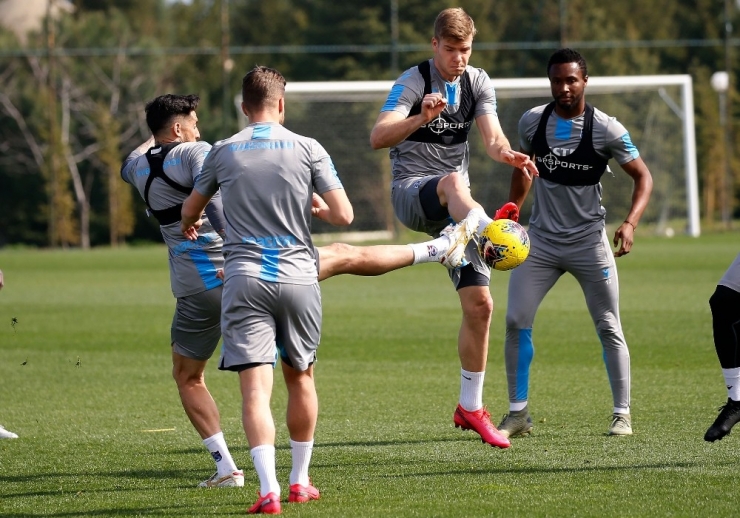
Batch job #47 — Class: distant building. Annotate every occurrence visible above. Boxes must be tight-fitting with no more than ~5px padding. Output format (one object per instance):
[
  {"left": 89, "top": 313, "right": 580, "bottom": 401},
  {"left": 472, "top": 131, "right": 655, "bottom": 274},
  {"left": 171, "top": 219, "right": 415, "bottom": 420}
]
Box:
[{"left": 0, "top": 0, "right": 74, "bottom": 43}]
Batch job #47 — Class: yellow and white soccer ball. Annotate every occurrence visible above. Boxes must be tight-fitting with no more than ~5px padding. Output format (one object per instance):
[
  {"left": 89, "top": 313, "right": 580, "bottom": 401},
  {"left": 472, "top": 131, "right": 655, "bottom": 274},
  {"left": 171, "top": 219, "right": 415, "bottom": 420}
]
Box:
[{"left": 477, "top": 219, "right": 530, "bottom": 271}]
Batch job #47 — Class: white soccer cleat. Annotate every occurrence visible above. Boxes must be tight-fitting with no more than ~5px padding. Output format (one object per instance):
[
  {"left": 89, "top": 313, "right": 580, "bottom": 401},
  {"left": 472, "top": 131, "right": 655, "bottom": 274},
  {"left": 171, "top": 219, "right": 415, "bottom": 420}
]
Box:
[
  {"left": 439, "top": 215, "right": 478, "bottom": 269},
  {"left": 198, "top": 470, "right": 245, "bottom": 488},
  {"left": 0, "top": 425, "right": 18, "bottom": 439}
]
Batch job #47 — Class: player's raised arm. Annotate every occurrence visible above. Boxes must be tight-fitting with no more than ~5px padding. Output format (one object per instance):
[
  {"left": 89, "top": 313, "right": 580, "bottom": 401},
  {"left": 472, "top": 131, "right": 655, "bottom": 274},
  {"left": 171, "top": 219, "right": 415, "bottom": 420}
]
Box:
[
  {"left": 476, "top": 114, "right": 538, "bottom": 180},
  {"left": 369, "top": 94, "right": 447, "bottom": 150},
  {"left": 507, "top": 149, "right": 536, "bottom": 210}
]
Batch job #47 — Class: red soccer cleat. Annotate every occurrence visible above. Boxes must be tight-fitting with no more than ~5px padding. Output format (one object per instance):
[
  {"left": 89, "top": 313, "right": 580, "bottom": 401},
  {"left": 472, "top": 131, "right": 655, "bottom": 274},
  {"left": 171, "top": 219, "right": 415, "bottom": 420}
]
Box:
[
  {"left": 288, "top": 482, "right": 320, "bottom": 503},
  {"left": 454, "top": 404, "right": 511, "bottom": 449},
  {"left": 247, "top": 492, "right": 282, "bottom": 515},
  {"left": 493, "top": 202, "right": 520, "bottom": 222}
]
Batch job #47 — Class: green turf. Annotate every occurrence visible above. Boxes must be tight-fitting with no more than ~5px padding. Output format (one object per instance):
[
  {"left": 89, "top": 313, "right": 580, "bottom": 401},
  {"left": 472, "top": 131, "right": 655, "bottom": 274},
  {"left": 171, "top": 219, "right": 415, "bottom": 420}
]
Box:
[{"left": 0, "top": 235, "right": 738, "bottom": 517}]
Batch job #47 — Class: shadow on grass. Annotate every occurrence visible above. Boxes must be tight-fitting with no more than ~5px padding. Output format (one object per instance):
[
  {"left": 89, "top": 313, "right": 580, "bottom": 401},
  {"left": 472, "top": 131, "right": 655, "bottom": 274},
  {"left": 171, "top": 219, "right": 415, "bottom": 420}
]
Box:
[
  {"left": 170, "top": 435, "right": 465, "bottom": 455},
  {"left": 0, "top": 503, "right": 239, "bottom": 517},
  {"left": 381, "top": 460, "right": 712, "bottom": 478}
]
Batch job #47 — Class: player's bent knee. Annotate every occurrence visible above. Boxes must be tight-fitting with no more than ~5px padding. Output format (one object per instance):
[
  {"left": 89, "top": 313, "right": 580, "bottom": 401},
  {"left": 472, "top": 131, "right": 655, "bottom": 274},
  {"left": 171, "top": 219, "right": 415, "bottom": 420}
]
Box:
[
  {"left": 505, "top": 310, "right": 533, "bottom": 330},
  {"left": 461, "top": 292, "right": 493, "bottom": 322}
]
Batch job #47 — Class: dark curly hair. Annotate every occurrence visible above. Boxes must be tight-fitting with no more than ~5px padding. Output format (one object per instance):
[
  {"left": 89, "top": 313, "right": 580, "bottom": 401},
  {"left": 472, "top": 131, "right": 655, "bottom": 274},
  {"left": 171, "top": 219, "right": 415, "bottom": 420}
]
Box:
[
  {"left": 144, "top": 94, "right": 200, "bottom": 135},
  {"left": 547, "top": 48, "right": 588, "bottom": 78}
]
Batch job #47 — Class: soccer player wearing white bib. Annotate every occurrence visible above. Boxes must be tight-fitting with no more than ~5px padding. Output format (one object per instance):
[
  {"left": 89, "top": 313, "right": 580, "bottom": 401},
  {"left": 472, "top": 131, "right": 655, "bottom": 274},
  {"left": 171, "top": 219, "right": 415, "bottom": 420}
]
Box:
[
  {"left": 499, "top": 48, "right": 653, "bottom": 438},
  {"left": 704, "top": 253, "right": 740, "bottom": 442},
  {"left": 370, "top": 7, "right": 537, "bottom": 450}
]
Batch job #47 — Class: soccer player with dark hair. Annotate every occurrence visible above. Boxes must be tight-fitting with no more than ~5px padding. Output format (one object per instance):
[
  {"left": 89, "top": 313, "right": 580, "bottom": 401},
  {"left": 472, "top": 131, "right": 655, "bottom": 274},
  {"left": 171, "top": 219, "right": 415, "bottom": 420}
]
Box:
[
  {"left": 704, "top": 253, "right": 740, "bottom": 442},
  {"left": 370, "top": 6, "right": 538, "bottom": 450},
  {"left": 121, "top": 94, "right": 245, "bottom": 488},
  {"left": 498, "top": 48, "right": 653, "bottom": 438}
]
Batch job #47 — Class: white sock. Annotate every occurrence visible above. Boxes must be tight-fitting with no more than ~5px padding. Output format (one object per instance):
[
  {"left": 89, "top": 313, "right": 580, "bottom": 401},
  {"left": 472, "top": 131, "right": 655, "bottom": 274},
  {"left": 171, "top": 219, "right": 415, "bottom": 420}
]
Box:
[
  {"left": 202, "top": 431, "right": 238, "bottom": 477},
  {"left": 723, "top": 367, "right": 740, "bottom": 401},
  {"left": 250, "top": 445, "right": 280, "bottom": 496},
  {"left": 459, "top": 369, "right": 484, "bottom": 411},
  {"left": 408, "top": 235, "right": 451, "bottom": 265},
  {"left": 613, "top": 407, "right": 630, "bottom": 415},
  {"left": 468, "top": 208, "right": 492, "bottom": 235},
  {"left": 509, "top": 401, "right": 528, "bottom": 412},
  {"left": 289, "top": 439, "right": 314, "bottom": 486}
]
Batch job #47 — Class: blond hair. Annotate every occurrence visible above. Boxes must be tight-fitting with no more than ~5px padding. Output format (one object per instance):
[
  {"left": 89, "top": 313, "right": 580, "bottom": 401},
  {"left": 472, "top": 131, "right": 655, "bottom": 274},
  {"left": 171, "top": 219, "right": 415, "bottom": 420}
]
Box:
[{"left": 434, "top": 7, "right": 477, "bottom": 41}]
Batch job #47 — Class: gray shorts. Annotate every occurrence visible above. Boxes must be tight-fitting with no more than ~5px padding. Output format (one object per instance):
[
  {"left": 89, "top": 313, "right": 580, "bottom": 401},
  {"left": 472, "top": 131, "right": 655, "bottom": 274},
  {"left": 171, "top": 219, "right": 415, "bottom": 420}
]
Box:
[
  {"left": 219, "top": 275, "right": 322, "bottom": 372},
  {"left": 391, "top": 176, "right": 490, "bottom": 289},
  {"left": 171, "top": 286, "right": 223, "bottom": 361}
]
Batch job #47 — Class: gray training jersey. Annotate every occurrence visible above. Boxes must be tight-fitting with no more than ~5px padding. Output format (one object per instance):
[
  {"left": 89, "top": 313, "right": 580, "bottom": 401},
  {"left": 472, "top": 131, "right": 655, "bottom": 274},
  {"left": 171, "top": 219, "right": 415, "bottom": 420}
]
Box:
[
  {"left": 195, "top": 122, "right": 344, "bottom": 285},
  {"left": 519, "top": 104, "right": 639, "bottom": 243},
  {"left": 380, "top": 60, "right": 498, "bottom": 184},
  {"left": 719, "top": 253, "right": 740, "bottom": 292},
  {"left": 121, "top": 142, "right": 224, "bottom": 298}
]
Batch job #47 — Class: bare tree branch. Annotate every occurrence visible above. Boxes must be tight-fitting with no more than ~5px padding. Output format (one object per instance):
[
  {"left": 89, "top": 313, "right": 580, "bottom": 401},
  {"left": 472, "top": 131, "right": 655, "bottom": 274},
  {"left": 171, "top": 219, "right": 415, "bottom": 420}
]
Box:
[{"left": 0, "top": 92, "right": 45, "bottom": 168}]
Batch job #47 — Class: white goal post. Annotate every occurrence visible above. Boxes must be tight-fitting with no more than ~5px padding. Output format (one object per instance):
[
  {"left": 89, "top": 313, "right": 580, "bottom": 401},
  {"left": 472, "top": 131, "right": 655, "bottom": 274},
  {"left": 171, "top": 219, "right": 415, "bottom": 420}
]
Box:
[{"left": 240, "top": 75, "right": 700, "bottom": 238}]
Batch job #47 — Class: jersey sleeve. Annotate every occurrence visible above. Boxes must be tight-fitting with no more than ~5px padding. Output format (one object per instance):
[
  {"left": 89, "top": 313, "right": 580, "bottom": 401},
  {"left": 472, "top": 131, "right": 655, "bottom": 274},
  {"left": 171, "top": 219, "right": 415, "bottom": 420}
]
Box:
[
  {"left": 470, "top": 67, "right": 498, "bottom": 118},
  {"left": 518, "top": 107, "right": 542, "bottom": 154},
  {"left": 183, "top": 141, "right": 212, "bottom": 186},
  {"left": 310, "top": 140, "right": 344, "bottom": 195},
  {"left": 120, "top": 149, "right": 143, "bottom": 184},
  {"left": 603, "top": 117, "right": 640, "bottom": 165},
  {"left": 194, "top": 144, "right": 221, "bottom": 198},
  {"left": 379, "top": 66, "right": 425, "bottom": 117}
]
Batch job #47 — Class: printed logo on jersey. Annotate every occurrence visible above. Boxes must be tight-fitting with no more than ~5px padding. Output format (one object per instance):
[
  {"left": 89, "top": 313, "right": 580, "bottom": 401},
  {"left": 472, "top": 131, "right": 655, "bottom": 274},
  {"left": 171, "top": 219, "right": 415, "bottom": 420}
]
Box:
[
  {"left": 163, "top": 157, "right": 181, "bottom": 170},
  {"left": 241, "top": 234, "right": 297, "bottom": 248},
  {"left": 421, "top": 115, "right": 472, "bottom": 135},
  {"left": 172, "top": 234, "right": 218, "bottom": 257},
  {"left": 538, "top": 152, "right": 593, "bottom": 173},
  {"left": 229, "top": 141, "right": 294, "bottom": 152}
]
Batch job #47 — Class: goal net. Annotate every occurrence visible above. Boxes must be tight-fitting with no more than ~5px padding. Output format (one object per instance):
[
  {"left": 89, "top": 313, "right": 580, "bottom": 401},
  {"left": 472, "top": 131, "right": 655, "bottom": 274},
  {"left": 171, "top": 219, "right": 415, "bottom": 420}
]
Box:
[{"left": 243, "top": 75, "right": 699, "bottom": 239}]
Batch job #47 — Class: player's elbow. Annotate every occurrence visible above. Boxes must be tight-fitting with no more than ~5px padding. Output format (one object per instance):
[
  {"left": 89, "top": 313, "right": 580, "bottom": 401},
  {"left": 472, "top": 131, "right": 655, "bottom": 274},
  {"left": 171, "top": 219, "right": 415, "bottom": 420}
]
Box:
[
  {"left": 331, "top": 207, "right": 354, "bottom": 227},
  {"left": 181, "top": 198, "right": 201, "bottom": 224},
  {"left": 369, "top": 128, "right": 387, "bottom": 150},
  {"left": 369, "top": 135, "right": 382, "bottom": 150}
]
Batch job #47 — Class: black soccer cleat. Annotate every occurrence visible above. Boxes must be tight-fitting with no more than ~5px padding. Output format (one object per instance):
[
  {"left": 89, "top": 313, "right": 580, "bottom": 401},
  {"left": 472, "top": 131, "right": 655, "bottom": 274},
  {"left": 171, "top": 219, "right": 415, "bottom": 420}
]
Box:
[{"left": 704, "top": 398, "right": 740, "bottom": 442}]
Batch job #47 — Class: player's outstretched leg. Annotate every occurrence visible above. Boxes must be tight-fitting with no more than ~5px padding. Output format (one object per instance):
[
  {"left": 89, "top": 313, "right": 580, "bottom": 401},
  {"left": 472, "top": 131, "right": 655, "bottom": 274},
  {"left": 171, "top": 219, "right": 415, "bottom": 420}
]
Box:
[{"left": 438, "top": 214, "right": 479, "bottom": 269}]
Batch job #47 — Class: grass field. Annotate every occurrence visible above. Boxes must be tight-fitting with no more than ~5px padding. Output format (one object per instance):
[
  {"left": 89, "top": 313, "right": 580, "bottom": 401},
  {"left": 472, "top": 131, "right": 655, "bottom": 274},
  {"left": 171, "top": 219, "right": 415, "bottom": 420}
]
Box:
[{"left": 0, "top": 233, "right": 738, "bottom": 517}]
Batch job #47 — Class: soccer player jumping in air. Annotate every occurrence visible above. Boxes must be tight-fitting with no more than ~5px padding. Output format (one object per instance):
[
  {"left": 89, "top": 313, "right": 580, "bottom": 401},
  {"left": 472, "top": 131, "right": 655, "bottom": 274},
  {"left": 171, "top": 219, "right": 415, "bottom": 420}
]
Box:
[{"left": 370, "top": 7, "right": 537, "bottom": 449}]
